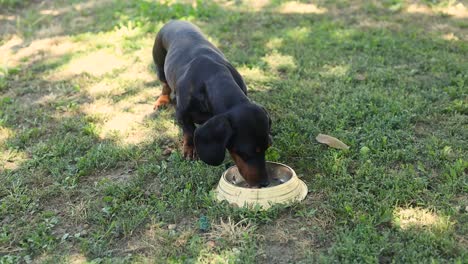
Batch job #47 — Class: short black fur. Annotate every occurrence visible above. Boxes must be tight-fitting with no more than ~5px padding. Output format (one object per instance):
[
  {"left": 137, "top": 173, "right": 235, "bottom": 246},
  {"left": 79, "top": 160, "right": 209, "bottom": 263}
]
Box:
[{"left": 153, "top": 20, "right": 272, "bottom": 187}]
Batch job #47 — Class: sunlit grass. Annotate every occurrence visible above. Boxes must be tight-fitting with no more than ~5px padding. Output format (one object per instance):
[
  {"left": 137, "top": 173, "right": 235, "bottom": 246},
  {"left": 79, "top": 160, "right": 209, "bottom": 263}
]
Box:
[
  {"left": 393, "top": 207, "right": 453, "bottom": 232},
  {"left": 0, "top": 0, "right": 467, "bottom": 262}
]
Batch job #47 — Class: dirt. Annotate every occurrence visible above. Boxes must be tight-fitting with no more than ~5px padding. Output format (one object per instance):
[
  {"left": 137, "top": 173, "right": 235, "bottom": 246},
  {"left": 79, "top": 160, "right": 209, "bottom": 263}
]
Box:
[{"left": 256, "top": 192, "right": 335, "bottom": 263}]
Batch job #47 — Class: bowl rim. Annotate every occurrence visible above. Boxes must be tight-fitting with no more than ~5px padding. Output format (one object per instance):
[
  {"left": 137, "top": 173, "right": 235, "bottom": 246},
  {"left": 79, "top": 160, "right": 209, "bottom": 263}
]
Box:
[{"left": 221, "top": 161, "right": 297, "bottom": 190}]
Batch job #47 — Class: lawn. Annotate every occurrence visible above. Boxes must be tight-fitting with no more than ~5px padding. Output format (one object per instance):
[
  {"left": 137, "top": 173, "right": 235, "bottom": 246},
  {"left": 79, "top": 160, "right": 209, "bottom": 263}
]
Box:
[{"left": 0, "top": 0, "right": 467, "bottom": 263}]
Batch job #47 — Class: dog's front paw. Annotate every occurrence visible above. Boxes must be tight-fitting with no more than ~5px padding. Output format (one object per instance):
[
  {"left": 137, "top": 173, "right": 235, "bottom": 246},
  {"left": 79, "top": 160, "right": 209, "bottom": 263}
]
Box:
[
  {"left": 183, "top": 144, "right": 198, "bottom": 160},
  {"left": 153, "top": 95, "right": 171, "bottom": 110}
]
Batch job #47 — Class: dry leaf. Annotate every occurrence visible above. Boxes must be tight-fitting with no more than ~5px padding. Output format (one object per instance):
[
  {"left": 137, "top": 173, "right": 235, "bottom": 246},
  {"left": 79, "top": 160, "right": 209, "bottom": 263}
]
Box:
[{"left": 316, "top": 134, "right": 349, "bottom": 150}]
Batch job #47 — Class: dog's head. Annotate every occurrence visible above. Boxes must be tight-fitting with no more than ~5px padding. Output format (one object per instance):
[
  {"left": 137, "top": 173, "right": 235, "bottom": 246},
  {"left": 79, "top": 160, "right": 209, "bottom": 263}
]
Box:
[{"left": 194, "top": 103, "right": 272, "bottom": 187}]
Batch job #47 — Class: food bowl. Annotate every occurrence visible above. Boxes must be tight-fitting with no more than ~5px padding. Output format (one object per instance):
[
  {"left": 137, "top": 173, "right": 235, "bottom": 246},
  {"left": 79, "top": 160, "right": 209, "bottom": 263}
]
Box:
[{"left": 215, "top": 162, "right": 308, "bottom": 209}]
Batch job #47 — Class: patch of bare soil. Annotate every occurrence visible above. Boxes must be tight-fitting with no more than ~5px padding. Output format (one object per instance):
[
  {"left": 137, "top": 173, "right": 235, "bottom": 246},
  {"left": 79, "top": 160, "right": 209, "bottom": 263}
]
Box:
[
  {"left": 256, "top": 192, "right": 335, "bottom": 263},
  {"left": 114, "top": 217, "right": 197, "bottom": 260}
]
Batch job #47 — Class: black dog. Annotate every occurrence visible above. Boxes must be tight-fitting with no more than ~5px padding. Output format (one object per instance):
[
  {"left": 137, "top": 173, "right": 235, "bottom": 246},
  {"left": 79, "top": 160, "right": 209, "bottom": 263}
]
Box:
[{"left": 152, "top": 20, "right": 272, "bottom": 187}]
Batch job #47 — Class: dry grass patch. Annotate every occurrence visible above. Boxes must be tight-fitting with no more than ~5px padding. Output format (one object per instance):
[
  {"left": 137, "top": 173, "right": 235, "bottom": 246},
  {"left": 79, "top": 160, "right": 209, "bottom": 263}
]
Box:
[
  {"left": 0, "top": 148, "right": 27, "bottom": 171},
  {"left": 237, "top": 66, "right": 270, "bottom": 83},
  {"left": 80, "top": 91, "right": 160, "bottom": 144},
  {"left": 206, "top": 217, "right": 256, "bottom": 246},
  {"left": 124, "top": 220, "right": 197, "bottom": 259},
  {"left": 68, "top": 199, "right": 90, "bottom": 225},
  {"left": 0, "top": 35, "right": 78, "bottom": 68},
  {"left": 442, "top": 32, "right": 459, "bottom": 40},
  {"left": 393, "top": 207, "right": 454, "bottom": 232},
  {"left": 262, "top": 52, "right": 296, "bottom": 73},
  {"left": 320, "top": 64, "right": 350, "bottom": 78},
  {"left": 406, "top": 3, "right": 433, "bottom": 15},
  {"left": 257, "top": 217, "right": 324, "bottom": 263},
  {"left": 67, "top": 253, "right": 88, "bottom": 264},
  {"left": 57, "top": 50, "right": 126, "bottom": 78},
  {"left": 406, "top": 2, "right": 467, "bottom": 18},
  {"left": 278, "top": 1, "right": 327, "bottom": 14},
  {"left": 265, "top": 37, "right": 283, "bottom": 51}
]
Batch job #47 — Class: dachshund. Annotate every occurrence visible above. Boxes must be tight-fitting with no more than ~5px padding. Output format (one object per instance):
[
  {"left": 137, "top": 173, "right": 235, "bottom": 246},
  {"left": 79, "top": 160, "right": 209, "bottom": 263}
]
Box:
[{"left": 152, "top": 20, "right": 272, "bottom": 187}]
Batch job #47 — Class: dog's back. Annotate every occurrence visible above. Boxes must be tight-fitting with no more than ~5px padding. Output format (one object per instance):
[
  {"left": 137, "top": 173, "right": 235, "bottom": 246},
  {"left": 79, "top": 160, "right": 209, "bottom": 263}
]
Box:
[{"left": 153, "top": 20, "right": 226, "bottom": 89}]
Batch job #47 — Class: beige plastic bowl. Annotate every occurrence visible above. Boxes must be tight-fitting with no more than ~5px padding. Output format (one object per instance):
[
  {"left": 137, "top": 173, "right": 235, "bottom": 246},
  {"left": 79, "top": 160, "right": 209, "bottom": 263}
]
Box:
[{"left": 215, "top": 162, "right": 308, "bottom": 209}]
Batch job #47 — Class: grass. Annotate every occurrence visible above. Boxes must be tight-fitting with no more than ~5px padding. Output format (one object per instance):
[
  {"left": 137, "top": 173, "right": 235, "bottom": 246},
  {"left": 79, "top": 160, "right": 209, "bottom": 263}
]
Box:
[{"left": 0, "top": 0, "right": 467, "bottom": 263}]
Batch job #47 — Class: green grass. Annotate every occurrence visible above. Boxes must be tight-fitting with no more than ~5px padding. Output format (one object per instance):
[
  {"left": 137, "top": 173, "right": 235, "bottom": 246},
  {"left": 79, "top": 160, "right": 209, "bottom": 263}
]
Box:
[{"left": 1, "top": 0, "right": 467, "bottom": 263}]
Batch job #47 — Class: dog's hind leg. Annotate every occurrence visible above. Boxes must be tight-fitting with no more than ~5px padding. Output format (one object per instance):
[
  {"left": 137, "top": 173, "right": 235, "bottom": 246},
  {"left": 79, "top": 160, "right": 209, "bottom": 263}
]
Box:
[
  {"left": 153, "top": 83, "right": 172, "bottom": 110},
  {"left": 152, "top": 31, "right": 172, "bottom": 110}
]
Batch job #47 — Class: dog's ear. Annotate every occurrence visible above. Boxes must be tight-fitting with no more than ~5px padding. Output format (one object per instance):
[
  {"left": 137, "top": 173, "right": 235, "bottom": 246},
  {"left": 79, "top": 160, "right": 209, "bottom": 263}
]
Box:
[
  {"left": 194, "top": 115, "right": 232, "bottom": 166},
  {"left": 259, "top": 105, "right": 273, "bottom": 146},
  {"left": 258, "top": 105, "right": 272, "bottom": 129}
]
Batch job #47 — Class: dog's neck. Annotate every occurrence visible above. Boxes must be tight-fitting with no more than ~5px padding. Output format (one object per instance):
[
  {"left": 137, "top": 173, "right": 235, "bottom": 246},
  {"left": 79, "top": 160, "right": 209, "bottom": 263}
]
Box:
[{"left": 205, "top": 72, "right": 249, "bottom": 114}]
